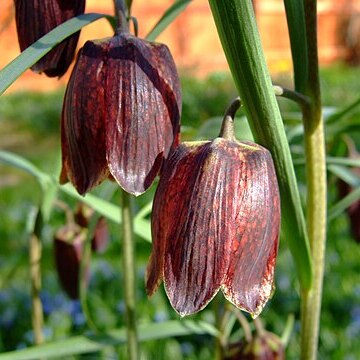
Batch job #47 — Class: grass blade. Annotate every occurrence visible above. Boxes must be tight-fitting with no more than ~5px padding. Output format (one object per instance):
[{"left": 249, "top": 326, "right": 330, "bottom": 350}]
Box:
[
  {"left": 0, "top": 150, "right": 151, "bottom": 242},
  {"left": 0, "top": 320, "right": 218, "bottom": 360},
  {"left": 146, "top": 0, "right": 192, "bottom": 41},
  {"left": 328, "top": 187, "right": 360, "bottom": 221},
  {"left": 0, "top": 13, "right": 112, "bottom": 95}
]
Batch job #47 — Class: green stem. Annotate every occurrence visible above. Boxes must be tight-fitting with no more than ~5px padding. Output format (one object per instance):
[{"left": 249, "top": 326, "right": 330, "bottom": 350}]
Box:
[
  {"left": 214, "top": 295, "right": 224, "bottom": 360},
  {"left": 273, "top": 85, "right": 310, "bottom": 111},
  {"left": 114, "top": 0, "right": 129, "bottom": 33},
  {"left": 29, "top": 211, "right": 44, "bottom": 345},
  {"left": 121, "top": 190, "right": 139, "bottom": 360},
  {"left": 300, "top": 1, "right": 327, "bottom": 359}
]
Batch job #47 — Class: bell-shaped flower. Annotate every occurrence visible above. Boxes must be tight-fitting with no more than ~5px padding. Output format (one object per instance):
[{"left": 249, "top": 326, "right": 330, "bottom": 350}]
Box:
[
  {"left": 54, "top": 223, "right": 87, "bottom": 299},
  {"left": 146, "top": 99, "right": 280, "bottom": 317},
  {"left": 60, "top": 31, "right": 181, "bottom": 195},
  {"left": 13, "top": 0, "right": 85, "bottom": 77}
]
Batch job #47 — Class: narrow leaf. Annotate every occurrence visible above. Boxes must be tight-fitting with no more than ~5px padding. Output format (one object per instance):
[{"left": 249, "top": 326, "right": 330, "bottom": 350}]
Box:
[
  {"left": 134, "top": 201, "right": 153, "bottom": 221},
  {"left": 283, "top": 0, "right": 308, "bottom": 93},
  {"left": 208, "top": 0, "right": 312, "bottom": 289},
  {"left": 327, "top": 96, "right": 360, "bottom": 124},
  {"left": 0, "top": 150, "right": 151, "bottom": 242},
  {"left": 146, "top": 0, "right": 192, "bottom": 42},
  {"left": 0, "top": 13, "right": 112, "bottom": 95},
  {"left": 327, "top": 165, "right": 360, "bottom": 188},
  {"left": 0, "top": 150, "right": 48, "bottom": 184},
  {"left": 328, "top": 187, "right": 360, "bottom": 221},
  {"left": 60, "top": 184, "right": 152, "bottom": 242},
  {"left": 0, "top": 320, "right": 218, "bottom": 360}
]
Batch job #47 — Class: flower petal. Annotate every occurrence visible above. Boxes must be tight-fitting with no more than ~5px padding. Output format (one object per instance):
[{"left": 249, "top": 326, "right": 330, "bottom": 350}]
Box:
[
  {"left": 60, "top": 41, "right": 110, "bottom": 194},
  {"left": 104, "top": 34, "right": 181, "bottom": 195},
  {"left": 221, "top": 143, "right": 280, "bottom": 317},
  {"left": 14, "top": 0, "right": 85, "bottom": 77},
  {"left": 148, "top": 139, "right": 247, "bottom": 316}
]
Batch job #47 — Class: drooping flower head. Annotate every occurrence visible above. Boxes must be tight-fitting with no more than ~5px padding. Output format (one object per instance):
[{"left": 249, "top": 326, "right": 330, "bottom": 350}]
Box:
[
  {"left": 13, "top": 0, "right": 85, "bottom": 77},
  {"left": 54, "top": 223, "right": 86, "bottom": 299},
  {"left": 146, "top": 98, "right": 280, "bottom": 317},
  {"left": 54, "top": 204, "right": 109, "bottom": 299},
  {"left": 60, "top": 30, "right": 181, "bottom": 196}
]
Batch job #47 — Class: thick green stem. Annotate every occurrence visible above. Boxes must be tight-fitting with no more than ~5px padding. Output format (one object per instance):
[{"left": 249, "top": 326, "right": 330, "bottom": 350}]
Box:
[
  {"left": 121, "top": 190, "right": 139, "bottom": 360},
  {"left": 29, "top": 213, "right": 44, "bottom": 345},
  {"left": 300, "top": 1, "right": 327, "bottom": 359}
]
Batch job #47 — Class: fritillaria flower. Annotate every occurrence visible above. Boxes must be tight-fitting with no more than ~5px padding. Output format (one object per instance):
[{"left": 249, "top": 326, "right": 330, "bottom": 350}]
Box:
[
  {"left": 74, "top": 203, "right": 109, "bottom": 253},
  {"left": 227, "top": 332, "right": 284, "bottom": 360},
  {"left": 146, "top": 99, "right": 280, "bottom": 317},
  {"left": 54, "top": 223, "right": 86, "bottom": 299},
  {"left": 54, "top": 203, "right": 108, "bottom": 299},
  {"left": 13, "top": 0, "right": 85, "bottom": 77},
  {"left": 60, "top": 31, "right": 181, "bottom": 195}
]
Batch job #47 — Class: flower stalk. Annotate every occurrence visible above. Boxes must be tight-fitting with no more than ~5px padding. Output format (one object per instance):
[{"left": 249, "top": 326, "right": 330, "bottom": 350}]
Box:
[
  {"left": 121, "top": 190, "right": 139, "bottom": 360},
  {"left": 300, "top": 1, "right": 327, "bottom": 359},
  {"left": 29, "top": 210, "right": 44, "bottom": 345},
  {"left": 114, "top": 0, "right": 129, "bottom": 34}
]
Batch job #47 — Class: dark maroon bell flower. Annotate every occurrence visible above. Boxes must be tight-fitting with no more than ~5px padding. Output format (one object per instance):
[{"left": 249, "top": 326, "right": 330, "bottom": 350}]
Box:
[
  {"left": 60, "top": 32, "right": 181, "bottom": 195},
  {"left": 13, "top": 0, "right": 85, "bottom": 77},
  {"left": 146, "top": 99, "right": 280, "bottom": 317},
  {"left": 74, "top": 203, "right": 109, "bottom": 253},
  {"left": 54, "top": 224, "right": 87, "bottom": 299},
  {"left": 226, "top": 332, "right": 284, "bottom": 360}
]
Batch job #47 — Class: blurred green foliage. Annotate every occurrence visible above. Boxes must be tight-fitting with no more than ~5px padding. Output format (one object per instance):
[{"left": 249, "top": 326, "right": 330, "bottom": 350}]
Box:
[{"left": 0, "top": 65, "right": 360, "bottom": 359}]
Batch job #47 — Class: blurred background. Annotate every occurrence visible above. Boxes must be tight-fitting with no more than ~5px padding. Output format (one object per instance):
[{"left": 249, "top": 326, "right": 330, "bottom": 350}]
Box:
[{"left": 1, "top": 0, "right": 360, "bottom": 359}]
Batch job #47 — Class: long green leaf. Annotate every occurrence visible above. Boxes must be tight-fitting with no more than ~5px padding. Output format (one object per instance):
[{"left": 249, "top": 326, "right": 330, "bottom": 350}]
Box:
[
  {"left": 327, "top": 165, "right": 360, "bottom": 188},
  {"left": 0, "top": 150, "right": 56, "bottom": 219},
  {"left": 327, "top": 96, "right": 360, "bottom": 124},
  {"left": 0, "top": 13, "right": 111, "bottom": 95},
  {"left": 0, "top": 150, "right": 48, "bottom": 184},
  {"left": 0, "top": 150, "right": 151, "bottom": 242},
  {"left": 0, "top": 320, "right": 218, "bottom": 360},
  {"left": 283, "top": 0, "right": 308, "bottom": 93},
  {"left": 208, "top": 0, "right": 312, "bottom": 289},
  {"left": 60, "top": 184, "right": 152, "bottom": 242},
  {"left": 146, "top": 0, "right": 192, "bottom": 42},
  {"left": 328, "top": 187, "right": 360, "bottom": 221}
]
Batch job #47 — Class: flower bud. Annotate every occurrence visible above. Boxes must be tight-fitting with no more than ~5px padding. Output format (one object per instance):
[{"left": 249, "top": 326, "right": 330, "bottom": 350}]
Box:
[
  {"left": 60, "top": 32, "right": 181, "bottom": 195},
  {"left": 74, "top": 203, "right": 109, "bottom": 253},
  {"left": 227, "top": 332, "right": 284, "bottom": 360},
  {"left": 54, "top": 224, "right": 87, "bottom": 299},
  {"left": 146, "top": 99, "right": 280, "bottom": 317},
  {"left": 14, "top": 0, "right": 85, "bottom": 77}
]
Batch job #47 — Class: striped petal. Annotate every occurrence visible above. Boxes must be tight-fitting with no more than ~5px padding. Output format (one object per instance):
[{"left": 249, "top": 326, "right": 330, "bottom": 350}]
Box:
[
  {"left": 104, "top": 34, "right": 181, "bottom": 195},
  {"left": 60, "top": 41, "right": 109, "bottom": 194},
  {"left": 221, "top": 142, "right": 280, "bottom": 317},
  {"left": 147, "top": 138, "right": 280, "bottom": 317}
]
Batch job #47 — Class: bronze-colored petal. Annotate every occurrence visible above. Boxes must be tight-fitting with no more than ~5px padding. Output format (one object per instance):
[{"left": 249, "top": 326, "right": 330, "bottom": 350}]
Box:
[
  {"left": 14, "top": 0, "right": 85, "bottom": 77},
  {"left": 104, "top": 34, "right": 181, "bottom": 195},
  {"left": 61, "top": 41, "right": 110, "bottom": 195},
  {"left": 221, "top": 142, "right": 280, "bottom": 317}
]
